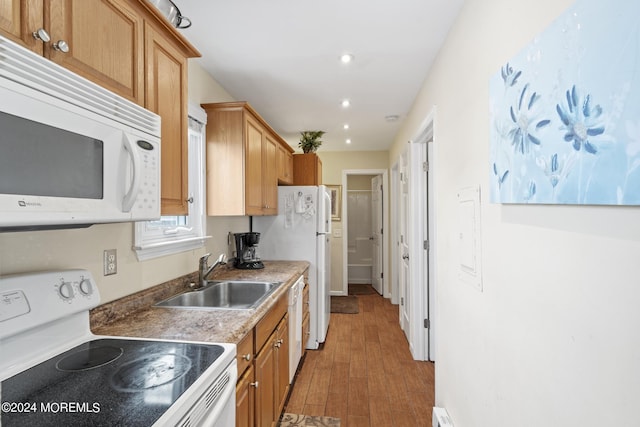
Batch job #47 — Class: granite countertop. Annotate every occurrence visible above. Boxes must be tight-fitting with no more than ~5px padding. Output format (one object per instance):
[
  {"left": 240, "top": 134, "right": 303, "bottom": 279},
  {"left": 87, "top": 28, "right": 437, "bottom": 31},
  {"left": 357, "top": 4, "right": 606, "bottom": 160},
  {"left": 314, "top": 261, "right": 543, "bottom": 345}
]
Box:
[{"left": 90, "top": 261, "right": 309, "bottom": 345}]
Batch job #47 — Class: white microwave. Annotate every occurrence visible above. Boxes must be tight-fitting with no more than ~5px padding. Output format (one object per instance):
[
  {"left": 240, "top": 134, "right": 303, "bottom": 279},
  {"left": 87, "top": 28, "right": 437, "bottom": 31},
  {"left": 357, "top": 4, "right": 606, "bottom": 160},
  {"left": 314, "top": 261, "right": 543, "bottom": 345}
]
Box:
[{"left": 0, "top": 35, "right": 161, "bottom": 231}]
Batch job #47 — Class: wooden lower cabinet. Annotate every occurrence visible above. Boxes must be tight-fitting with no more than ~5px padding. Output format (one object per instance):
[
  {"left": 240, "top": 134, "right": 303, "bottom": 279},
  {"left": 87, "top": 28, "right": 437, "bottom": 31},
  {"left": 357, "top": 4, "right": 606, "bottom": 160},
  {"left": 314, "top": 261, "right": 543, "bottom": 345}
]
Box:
[
  {"left": 236, "top": 365, "right": 256, "bottom": 427},
  {"left": 236, "top": 293, "right": 292, "bottom": 427}
]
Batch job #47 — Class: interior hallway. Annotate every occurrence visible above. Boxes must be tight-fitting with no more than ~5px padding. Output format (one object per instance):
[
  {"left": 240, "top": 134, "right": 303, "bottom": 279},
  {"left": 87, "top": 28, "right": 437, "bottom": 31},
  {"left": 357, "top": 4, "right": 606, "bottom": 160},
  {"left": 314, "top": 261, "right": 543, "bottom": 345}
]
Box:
[{"left": 285, "top": 286, "right": 435, "bottom": 427}]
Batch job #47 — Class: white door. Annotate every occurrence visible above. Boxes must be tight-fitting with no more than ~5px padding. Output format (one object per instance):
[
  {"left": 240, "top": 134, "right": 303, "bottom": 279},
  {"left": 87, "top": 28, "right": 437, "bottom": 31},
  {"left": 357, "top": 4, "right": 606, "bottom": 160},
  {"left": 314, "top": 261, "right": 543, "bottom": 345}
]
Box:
[
  {"left": 370, "top": 175, "right": 383, "bottom": 295},
  {"left": 399, "top": 152, "right": 411, "bottom": 339}
]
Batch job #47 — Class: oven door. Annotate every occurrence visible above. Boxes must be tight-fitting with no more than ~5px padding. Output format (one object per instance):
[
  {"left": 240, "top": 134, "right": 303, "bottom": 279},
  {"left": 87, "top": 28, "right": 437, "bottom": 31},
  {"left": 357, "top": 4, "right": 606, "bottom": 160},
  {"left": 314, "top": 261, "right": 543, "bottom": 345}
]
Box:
[{"left": 156, "top": 360, "right": 237, "bottom": 427}]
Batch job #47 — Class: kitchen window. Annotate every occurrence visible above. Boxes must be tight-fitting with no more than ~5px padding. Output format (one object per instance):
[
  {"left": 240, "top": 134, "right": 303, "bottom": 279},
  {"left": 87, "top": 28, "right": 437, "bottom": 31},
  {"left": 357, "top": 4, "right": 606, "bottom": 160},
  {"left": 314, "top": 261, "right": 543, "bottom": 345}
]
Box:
[{"left": 133, "top": 104, "right": 210, "bottom": 260}]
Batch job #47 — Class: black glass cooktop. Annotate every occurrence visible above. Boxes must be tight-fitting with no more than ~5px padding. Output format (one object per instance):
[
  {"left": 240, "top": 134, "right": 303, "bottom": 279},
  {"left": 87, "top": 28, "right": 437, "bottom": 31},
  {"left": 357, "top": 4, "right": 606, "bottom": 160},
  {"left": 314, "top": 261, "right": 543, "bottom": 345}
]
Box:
[{"left": 1, "top": 338, "right": 224, "bottom": 427}]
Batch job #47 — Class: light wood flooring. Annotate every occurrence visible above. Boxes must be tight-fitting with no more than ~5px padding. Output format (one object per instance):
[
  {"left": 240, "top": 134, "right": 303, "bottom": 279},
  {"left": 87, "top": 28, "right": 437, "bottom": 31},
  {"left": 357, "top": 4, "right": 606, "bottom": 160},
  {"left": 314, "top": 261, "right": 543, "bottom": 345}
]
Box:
[{"left": 284, "top": 287, "right": 435, "bottom": 427}]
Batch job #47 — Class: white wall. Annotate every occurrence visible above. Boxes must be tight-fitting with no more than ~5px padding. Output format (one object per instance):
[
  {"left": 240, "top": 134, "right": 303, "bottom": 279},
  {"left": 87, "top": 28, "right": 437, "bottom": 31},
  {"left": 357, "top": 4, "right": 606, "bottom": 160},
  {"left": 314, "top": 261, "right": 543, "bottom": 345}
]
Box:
[
  {"left": 390, "top": 0, "right": 640, "bottom": 425},
  {"left": 0, "top": 61, "right": 249, "bottom": 303}
]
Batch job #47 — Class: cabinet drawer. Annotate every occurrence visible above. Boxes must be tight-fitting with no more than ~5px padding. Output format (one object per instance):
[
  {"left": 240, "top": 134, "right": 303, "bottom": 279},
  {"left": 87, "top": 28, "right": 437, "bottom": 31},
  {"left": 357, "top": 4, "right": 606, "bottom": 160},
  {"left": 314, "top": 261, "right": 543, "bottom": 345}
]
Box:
[
  {"left": 255, "top": 293, "right": 287, "bottom": 352},
  {"left": 237, "top": 329, "right": 254, "bottom": 376}
]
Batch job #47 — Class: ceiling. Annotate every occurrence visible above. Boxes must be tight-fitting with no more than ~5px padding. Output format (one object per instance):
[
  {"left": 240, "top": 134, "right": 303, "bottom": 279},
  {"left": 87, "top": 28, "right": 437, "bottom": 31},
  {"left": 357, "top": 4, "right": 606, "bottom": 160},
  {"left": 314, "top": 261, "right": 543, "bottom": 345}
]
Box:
[{"left": 177, "top": 0, "right": 464, "bottom": 152}]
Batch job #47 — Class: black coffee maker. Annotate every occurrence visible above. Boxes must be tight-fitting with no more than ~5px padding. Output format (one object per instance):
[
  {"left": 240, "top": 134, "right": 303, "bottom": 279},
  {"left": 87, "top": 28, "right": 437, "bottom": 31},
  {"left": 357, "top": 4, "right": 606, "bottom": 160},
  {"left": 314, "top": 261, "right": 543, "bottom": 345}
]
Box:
[{"left": 234, "top": 232, "right": 264, "bottom": 269}]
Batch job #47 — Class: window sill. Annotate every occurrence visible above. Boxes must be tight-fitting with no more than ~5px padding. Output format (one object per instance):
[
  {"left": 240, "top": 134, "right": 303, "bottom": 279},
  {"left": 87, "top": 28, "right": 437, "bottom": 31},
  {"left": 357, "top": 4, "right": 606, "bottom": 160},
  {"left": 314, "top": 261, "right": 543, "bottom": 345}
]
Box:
[{"left": 133, "top": 235, "right": 211, "bottom": 261}]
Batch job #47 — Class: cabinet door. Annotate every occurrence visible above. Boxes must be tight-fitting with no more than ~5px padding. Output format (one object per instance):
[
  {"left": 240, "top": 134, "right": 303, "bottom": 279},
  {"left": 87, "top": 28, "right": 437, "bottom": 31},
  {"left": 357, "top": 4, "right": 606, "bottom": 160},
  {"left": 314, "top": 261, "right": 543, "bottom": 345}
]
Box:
[
  {"left": 236, "top": 365, "right": 255, "bottom": 427},
  {"left": 0, "top": 0, "right": 44, "bottom": 54},
  {"left": 145, "top": 22, "right": 189, "bottom": 215},
  {"left": 47, "top": 0, "right": 144, "bottom": 104},
  {"left": 277, "top": 143, "right": 293, "bottom": 185},
  {"left": 262, "top": 133, "right": 278, "bottom": 215},
  {"left": 275, "top": 314, "right": 290, "bottom": 417},
  {"left": 245, "top": 114, "right": 264, "bottom": 216},
  {"left": 0, "top": 0, "right": 21, "bottom": 39},
  {"left": 255, "top": 332, "right": 277, "bottom": 427}
]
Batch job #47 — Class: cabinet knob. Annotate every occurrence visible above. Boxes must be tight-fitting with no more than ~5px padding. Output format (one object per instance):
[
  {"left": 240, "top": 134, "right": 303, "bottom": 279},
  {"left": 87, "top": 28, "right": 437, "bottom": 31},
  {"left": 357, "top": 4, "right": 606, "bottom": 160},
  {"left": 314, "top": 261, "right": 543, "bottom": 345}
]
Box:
[
  {"left": 32, "top": 28, "right": 51, "bottom": 43},
  {"left": 53, "top": 40, "right": 69, "bottom": 53},
  {"left": 242, "top": 353, "right": 251, "bottom": 361},
  {"left": 250, "top": 381, "right": 259, "bottom": 388},
  {"left": 186, "top": 197, "right": 194, "bottom": 204}
]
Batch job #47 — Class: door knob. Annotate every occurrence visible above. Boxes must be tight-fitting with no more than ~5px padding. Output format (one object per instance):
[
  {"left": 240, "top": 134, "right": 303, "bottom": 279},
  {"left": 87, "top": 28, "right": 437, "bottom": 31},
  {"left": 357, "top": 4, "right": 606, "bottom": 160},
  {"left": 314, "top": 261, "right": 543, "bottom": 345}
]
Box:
[
  {"left": 32, "top": 28, "right": 51, "bottom": 43},
  {"left": 53, "top": 40, "right": 69, "bottom": 53}
]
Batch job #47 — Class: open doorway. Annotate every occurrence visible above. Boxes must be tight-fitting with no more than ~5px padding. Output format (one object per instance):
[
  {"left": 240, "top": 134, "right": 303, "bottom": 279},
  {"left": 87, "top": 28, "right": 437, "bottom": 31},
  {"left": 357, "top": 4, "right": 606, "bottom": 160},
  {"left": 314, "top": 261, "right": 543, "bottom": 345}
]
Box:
[{"left": 340, "top": 169, "right": 389, "bottom": 298}]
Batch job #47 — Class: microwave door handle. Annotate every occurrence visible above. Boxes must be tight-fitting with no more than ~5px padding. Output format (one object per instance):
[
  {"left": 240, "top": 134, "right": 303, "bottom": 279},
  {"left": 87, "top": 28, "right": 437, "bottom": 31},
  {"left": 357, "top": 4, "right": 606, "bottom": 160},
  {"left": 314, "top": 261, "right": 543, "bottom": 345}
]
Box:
[{"left": 122, "top": 135, "right": 142, "bottom": 213}]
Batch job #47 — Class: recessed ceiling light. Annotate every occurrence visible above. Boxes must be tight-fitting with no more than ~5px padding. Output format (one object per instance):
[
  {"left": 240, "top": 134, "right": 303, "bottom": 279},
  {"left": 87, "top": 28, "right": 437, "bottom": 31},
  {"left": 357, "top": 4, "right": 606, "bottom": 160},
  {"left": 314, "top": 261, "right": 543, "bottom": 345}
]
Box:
[
  {"left": 341, "top": 99, "right": 351, "bottom": 108},
  {"left": 340, "top": 53, "right": 354, "bottom": 64},
  {"left": 346, "top": 138, "right": 352, "bottom": 144},
  {"left": 343, "top": 124, "right": 350, "bottom": 130},
  {"left": 385, "top": 114, "right": 400, "bottom": 122}
]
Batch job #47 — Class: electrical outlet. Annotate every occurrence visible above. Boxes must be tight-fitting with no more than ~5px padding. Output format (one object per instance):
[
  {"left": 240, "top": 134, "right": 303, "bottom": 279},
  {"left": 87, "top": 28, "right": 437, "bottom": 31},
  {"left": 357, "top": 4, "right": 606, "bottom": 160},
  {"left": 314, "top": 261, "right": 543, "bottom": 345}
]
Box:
[{"left": 103, "top": 249, "right": 117, "bottom": 276}]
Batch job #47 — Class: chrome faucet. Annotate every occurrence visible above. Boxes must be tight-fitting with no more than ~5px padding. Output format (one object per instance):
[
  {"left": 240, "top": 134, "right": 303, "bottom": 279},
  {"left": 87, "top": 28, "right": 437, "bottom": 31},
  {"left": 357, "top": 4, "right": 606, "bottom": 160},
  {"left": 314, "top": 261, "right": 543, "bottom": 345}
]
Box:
[{"left": 198, "top": 253, "right": 227, "bottom": 288}]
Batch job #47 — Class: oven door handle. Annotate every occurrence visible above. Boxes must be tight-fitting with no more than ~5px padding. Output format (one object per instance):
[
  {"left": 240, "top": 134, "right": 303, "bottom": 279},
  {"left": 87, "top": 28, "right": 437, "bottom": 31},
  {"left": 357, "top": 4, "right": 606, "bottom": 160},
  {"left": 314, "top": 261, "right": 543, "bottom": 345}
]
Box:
[{"left": 122, "top": 133, "right": 142, "bottom": 213}]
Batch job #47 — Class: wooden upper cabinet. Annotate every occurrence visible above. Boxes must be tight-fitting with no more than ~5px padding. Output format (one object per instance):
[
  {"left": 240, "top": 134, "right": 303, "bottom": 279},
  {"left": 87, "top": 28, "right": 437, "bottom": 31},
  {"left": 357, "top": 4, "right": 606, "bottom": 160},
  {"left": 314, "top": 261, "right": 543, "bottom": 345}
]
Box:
[
  {"left": 245, "top": 114, "right": 265, "bottom": 216},
  {"left": 0, "top": 0, "right": 200, "bottom": 216},
  {"left": 263, "top": 133, "right": 278, "bottom": 215},
  {"left": 0, "top": 0, "right": 21, "bottom": 39},
  {"left": 0, "top": 0, "right": 44, "bottom": 54},
  {"left": 277, "top": 142, "right": 294, "bottom": 185},
  {"left": 202, "top": 102, "right": 287, "bottom": 216},
  {"left": 293, "top": 153, "right": 323, "bottom": 185},
  {"left": 0, "top": 0, "right": 145, "bottom": 103},
  {"left": 47, "top": 0, "right": 145, "bottom": 104}
]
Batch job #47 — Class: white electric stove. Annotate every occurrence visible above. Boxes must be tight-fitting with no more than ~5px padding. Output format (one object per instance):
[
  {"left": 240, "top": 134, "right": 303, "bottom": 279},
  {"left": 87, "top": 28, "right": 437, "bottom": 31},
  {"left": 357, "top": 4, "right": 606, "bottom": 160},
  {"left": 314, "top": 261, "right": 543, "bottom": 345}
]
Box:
[{"left": 0, "top": 270, "right": 236, "bottom": 426}]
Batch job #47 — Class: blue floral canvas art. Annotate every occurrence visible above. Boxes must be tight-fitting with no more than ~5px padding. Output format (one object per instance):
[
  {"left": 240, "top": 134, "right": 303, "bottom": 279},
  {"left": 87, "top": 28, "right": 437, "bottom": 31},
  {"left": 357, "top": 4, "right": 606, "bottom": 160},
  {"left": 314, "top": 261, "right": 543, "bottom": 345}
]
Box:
[{"left": 489, "top": 0, "right": 640, "bottom": 204}]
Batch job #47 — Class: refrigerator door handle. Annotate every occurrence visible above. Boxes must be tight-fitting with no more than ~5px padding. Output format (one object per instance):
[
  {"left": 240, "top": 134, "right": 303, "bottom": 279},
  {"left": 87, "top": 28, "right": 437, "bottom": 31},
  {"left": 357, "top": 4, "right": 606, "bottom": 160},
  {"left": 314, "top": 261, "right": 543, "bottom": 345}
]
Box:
[{"left": 323, "top": 189, "right": 332, "bottom": 234}]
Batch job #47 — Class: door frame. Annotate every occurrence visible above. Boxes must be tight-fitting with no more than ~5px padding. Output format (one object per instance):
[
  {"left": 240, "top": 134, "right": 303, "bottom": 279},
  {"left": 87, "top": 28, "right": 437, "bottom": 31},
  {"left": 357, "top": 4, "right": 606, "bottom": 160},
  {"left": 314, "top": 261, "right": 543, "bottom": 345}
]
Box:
[
  {"left": 408, "top": 107, "right": 437, "bottom": 361},
  {"left": 339, "top": 169, "right": 389, "bottom": 297},
  {"left": 390, "top": 161, "right": 400, "bottom": 305}
]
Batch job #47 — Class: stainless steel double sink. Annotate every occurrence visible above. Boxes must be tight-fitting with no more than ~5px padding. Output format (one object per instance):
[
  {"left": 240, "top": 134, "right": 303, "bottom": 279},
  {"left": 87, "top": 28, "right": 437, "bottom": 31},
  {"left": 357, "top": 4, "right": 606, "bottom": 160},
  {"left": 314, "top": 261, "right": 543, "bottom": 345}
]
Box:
[{"left": 155, "top": 280, "right": 281, "bottom": 310}]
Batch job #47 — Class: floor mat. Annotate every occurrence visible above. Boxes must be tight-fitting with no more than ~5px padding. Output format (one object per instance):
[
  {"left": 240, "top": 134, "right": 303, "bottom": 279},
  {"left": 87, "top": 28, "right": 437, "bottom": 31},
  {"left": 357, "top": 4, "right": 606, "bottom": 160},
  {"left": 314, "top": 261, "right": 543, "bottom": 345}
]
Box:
[
  {"left": 279, "top": 413, "right": 341, "bottom": 427},
  {"left": 330, "top": 295, "right": 359, "bottom": 314}
]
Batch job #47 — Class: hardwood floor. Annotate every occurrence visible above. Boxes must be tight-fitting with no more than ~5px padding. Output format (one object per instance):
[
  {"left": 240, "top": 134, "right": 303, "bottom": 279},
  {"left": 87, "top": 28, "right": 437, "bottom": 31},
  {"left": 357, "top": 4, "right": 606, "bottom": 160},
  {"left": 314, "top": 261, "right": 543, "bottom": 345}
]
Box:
[{"left": 284, "top": 288, "right": 435, "bottom": 427}]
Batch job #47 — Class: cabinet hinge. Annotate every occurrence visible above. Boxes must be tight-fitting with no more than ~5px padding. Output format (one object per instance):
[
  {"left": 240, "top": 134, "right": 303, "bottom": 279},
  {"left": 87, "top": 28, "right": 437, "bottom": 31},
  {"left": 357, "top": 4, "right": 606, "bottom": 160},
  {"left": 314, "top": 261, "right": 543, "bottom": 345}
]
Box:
[
  {"left": 400, "top": 297, "right": 404, "bottom": 306},
  {"left": 423, "top": 240, "right": 429, "bottom": 251},
  {"left": 423, "top": 161, "right": 429, "bottom": 172},
  {"left": 424, "top": 318, "right": 430, "bottom": 329},
  {"left": 380, "top": 272, "right": 383, "bottom": 279}
]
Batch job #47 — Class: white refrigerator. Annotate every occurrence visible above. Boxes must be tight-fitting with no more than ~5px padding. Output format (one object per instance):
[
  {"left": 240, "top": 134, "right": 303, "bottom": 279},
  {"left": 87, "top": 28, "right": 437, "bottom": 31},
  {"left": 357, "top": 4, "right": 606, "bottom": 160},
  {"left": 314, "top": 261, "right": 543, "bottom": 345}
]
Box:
[{"left": 253, "top": 185, "right": 331, "bottom": 349}]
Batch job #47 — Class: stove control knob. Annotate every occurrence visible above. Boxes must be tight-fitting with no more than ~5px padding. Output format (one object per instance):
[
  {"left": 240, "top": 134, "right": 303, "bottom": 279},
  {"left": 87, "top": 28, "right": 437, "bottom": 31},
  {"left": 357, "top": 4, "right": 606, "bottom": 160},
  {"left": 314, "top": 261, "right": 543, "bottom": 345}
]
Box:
[
  {"left": 58, "top": 281, "right": 74, "bottom": 300},
  {"left": 78, "top": 278, "right": 93, "bottom": 296}
]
